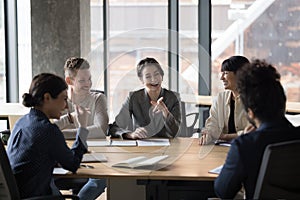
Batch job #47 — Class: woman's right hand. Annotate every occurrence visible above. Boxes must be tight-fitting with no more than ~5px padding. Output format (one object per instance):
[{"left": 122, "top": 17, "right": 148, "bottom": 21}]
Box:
[
  {"left": 74, "top": 104, "right": 90, "bottom": 128},
  {"left": 199, "top": 134, "right": 207, "bottom": 145},
  {"left": 199, "top": 128, "right": 209, "bottom": 145}
]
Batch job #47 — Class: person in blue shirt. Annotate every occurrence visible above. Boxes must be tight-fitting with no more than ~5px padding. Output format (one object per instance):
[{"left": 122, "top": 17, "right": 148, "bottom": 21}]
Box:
[
  {"left": 214, "top": 59, "right": 300, "bottom": 199},
  {"left": 7, "top": 73, "right": 90, "bottom": 199}
]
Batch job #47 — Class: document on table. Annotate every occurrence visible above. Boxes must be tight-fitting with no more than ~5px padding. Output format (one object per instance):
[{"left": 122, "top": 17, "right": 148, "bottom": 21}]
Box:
[
  {"left": 87, "top": 140, "right": 111, "bottom": 147},
  {"left": 136, "top": 138, "right": 170, "bottom": 146},
  {"left": 110, "top": 140, "right": 137, "bottom": 146},
  {"left": 53, "top": 167, "right": 69, "bottom": 175},
  {"left": 112, "top": 155, "right": 169, "bottom": 169},
  {"left": 82, "top": 153, "right": 107, "bottom": 162},
  {"left": 208, "top": 165, "right": 223, "bottom": 174},
  {"left": 87, "top": 138, "right": 170, "bottom": 147}
]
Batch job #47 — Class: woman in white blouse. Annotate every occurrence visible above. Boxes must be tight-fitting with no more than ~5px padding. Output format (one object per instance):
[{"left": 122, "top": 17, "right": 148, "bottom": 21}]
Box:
[{"left": 199, "top": 55, "right": 255, "bottom": 145}]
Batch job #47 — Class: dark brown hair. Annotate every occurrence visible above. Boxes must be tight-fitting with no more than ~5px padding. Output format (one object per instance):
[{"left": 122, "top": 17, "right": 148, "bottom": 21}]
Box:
[
  {"left": 22, "top": 73, "right": 68, "bottom": 107},
  {"left": 136, "top": 57, "right": 164, "bottom": 78}
]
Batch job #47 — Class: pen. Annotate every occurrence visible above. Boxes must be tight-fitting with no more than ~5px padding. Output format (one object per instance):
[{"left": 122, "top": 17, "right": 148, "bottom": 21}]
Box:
[
  {"left": 106, "top": 135, "right": 112, "bottom": 146},
  {"left": 80, "top": 164, "right": 94, "bottom": 169}
]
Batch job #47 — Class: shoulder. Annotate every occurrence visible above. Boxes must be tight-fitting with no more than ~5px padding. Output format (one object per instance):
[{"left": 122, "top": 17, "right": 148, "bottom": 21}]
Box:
[
  {"left": 216, "top": 90, "right": 231, "bottom": 99},
  {"left": 89, "top": 91, "right": 107, "bottom": 102},
  {"left": 128, "top": 88, "right": 145, "bottom": 98},
  {"left": 162, "top": 88, "right": 180, "bottom": 100}
]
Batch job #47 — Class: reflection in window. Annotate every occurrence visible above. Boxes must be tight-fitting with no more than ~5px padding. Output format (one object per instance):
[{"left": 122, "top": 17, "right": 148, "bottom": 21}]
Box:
[{"left": 212, "top": 0, "right": 300, "bottom": 102}]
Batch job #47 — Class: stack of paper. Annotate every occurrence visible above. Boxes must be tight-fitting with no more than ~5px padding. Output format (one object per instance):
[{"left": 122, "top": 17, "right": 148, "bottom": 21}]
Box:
[{"left": 87, "top": 138, "right": 170, "bottom": 147}]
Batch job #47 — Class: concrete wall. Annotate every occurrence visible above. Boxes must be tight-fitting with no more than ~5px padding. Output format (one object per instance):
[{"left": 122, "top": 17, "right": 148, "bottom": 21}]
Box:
[{"left": 30, "top": 0, "right": 90, "bottom": 77}]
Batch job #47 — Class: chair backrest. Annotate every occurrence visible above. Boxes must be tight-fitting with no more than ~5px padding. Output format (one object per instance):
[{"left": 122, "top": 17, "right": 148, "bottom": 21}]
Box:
[
  {"left": 178, "top": 101, "right": 199, "bottom": 137},
  {"left": 0, "top": 140, "right": 79, "bottom": 200},
  {"left": 8, "top": 115, "right": 22, "bottom": 131},
  {"left": 253, "top": 140, "right": 300, "bottom": 199},
  {"left": 0, "top": 139, "right": 21, "bottom": 200}
]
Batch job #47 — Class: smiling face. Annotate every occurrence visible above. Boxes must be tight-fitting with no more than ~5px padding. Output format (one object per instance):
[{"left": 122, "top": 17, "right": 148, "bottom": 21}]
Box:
[
  {"left": 220, "top": 71, "right": 237, "bottom": 91},
  {"left": 70, "top": 69, "right": 92, "bottom": 95},
  {"left": 140, "top": 64, "right": 163, "bottom": 93}
]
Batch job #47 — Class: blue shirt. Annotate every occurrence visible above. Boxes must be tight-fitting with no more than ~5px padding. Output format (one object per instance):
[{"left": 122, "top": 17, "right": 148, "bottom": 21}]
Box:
[{"left": 7, "top": 108, "right": 88, "bottom": 198}]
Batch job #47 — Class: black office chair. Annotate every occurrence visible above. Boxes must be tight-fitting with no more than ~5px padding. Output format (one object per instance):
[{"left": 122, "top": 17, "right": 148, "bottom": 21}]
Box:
[
  {"left": 253, "top": 140, "right": 300, "bottom": 199},
  {"left": 0, "top": 139, "right": 79, "bottom": 200},
  {"left": 178, "top": 101, "right": 200, "bottom": 137}
]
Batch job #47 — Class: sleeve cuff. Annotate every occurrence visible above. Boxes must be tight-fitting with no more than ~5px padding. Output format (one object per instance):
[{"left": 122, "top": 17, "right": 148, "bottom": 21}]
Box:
[{"left": 77, "top": 127, "right": 89, "bottom": 149}]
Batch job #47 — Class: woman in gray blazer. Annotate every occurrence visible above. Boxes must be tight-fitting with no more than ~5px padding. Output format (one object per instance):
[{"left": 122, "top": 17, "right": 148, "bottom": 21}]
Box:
[{"left": 109, "top": 57, "right": 181, "bottom": 139}]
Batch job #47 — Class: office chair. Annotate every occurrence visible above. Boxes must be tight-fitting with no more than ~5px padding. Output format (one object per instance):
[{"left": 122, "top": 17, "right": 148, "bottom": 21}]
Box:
[
  {"left": 178, "top": 101, "right": 200, "bottom": 137},
  {"left": 0, "top": 137, "right": 79, "bottom": 200},
  {"left": 253, "top": 140, "right": 300, "bottom": 199}
]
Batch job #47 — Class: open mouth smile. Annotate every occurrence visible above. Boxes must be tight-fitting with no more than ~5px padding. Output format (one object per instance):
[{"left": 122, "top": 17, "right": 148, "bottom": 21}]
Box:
[{"left": 150, "top": 83, "right": 159, "bottom": 87}]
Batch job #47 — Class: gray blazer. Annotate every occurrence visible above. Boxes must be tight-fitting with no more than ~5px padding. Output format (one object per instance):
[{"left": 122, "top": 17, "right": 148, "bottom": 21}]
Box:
[{"left": 109, "top": 88, "right": 181, "bottom": 138}]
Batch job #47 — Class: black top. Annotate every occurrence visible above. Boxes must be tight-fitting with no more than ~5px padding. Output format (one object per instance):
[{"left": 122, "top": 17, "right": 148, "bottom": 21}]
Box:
[{"left": 228, "top": 97, "right": 236, "bottom": 133}]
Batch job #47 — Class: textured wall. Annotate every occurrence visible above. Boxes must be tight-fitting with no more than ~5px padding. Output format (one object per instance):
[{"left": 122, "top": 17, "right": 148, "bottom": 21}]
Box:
[{"left": 31, "top": 0, "right": 90, "bottom": 77}]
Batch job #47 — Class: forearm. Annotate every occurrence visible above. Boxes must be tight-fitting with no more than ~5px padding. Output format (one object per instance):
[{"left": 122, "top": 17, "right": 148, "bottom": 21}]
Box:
[
  {"left": 219, "top": 133, "right": 238, "bottom": 141},
  {"left": 164, "top": 112, "right": 180, "bottom": 137}
]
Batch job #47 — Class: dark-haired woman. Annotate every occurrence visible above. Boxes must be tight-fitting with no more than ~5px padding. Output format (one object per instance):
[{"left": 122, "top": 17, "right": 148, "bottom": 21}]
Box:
[
  {"left": 108, "top": 57, "right": 181, "bottom": 139},
  {"left": 200, "top": 56, "right": 255, "bottom": 145},
  {"left": 7, "top": 73, "right": 90, "bottom": 198}
]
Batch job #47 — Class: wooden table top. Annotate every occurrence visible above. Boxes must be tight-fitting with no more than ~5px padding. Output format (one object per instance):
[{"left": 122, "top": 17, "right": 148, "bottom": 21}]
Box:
[{"left": 59, "top": 138, "right": 229, "bottom": 181}]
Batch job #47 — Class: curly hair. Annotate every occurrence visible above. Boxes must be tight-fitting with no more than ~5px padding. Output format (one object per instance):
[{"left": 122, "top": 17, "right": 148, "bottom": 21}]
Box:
[
  {"left": 236, "top": 59, "right": 286, "bottom": 122},
  {"left": 64, "top": 57, "right": 90, "bottom": 78}
]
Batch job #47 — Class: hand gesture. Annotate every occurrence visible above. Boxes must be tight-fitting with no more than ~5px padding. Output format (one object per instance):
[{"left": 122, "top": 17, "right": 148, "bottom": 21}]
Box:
[
  {"left": 74, "top": 104, "right": 90, "bottom": 128},
  {"left": 199, "top": 128, "right": 208, "bottom": 145},
  {"left": 150, "top": 97, "right": 169, "bottom": 118}
]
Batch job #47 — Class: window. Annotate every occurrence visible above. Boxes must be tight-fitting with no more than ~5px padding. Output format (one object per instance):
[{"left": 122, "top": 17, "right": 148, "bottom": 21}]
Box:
[
  {"left": 179, "top": 1, "right": 198, "bottom": 95},
  {"left": 211, "top": 0, "right": 300, "bottom": 102},
  {"left": 0, "top": 0, "right": 5, "bottom": 104},
  {"left": 0, "top": 0, "right": 6, "bottom": 130},
  {"left": 107, "top": 0, "right": 168, "bottom": 120},
  {"left": 90, "top": 0, "right": 104, "bottom": 91}
]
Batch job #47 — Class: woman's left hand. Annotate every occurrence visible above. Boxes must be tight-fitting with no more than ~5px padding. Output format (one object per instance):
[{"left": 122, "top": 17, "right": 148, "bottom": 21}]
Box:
[{"left": 151, "top": 97, "right": 169, "bottom": 118}]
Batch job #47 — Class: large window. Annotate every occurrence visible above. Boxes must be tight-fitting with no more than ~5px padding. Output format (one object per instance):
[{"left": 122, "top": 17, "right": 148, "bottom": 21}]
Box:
[
  {"left": 0, "top": 0, "right": 5, "bottom": 104},
  {"left": 0, "top": 0, "right": 6, "bottom": 130},
  {"left": 179, "top": 1, "right": 198, "bottom": 95},
  {"left": 90, "top": 0, "right": 104, "bottom": 92},
  {"left": 211, "top": 0, "right": 300, "bottom": 102},
  {"left": 107, "top": 0, "right": 168, "bottom": 120}
]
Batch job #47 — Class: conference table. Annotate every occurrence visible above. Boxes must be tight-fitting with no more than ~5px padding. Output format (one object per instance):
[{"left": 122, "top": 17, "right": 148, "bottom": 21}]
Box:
[{"left": 58, "top": 138, "right": 229, "bottom": 200}]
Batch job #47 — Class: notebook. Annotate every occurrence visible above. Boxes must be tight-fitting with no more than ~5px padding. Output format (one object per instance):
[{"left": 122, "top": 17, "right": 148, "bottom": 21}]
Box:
[
  {"left": 112, "top": 155, "right": 169, "bottom": 169},
  {"left": 82, "top": 153, "right": 107, "bottom": 162}
]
